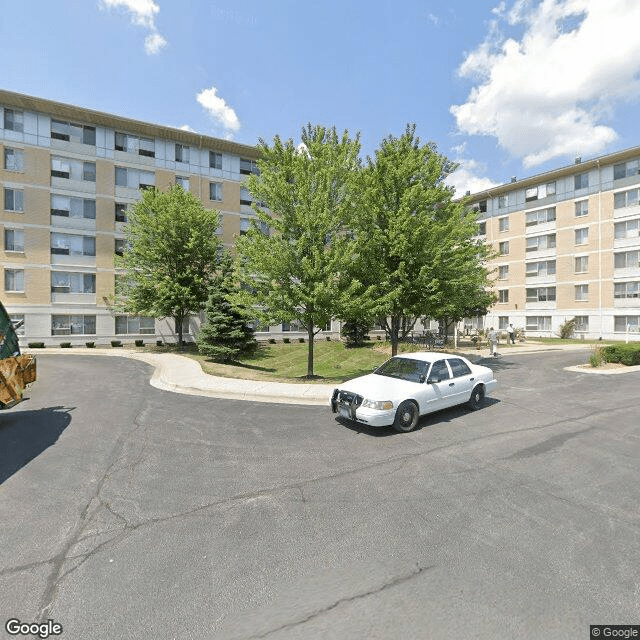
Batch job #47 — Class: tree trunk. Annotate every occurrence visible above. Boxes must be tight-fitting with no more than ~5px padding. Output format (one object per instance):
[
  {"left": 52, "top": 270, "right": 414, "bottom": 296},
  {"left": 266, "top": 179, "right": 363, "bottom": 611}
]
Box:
[
  {"left": 390, "top": 316, "right": 399, "bottom": 357},
  {"left": 176, "top": 313, "right": 184, "bottom": 350},
  {"left": 307, "top": 323, "right": 314, "bottom": 377}
]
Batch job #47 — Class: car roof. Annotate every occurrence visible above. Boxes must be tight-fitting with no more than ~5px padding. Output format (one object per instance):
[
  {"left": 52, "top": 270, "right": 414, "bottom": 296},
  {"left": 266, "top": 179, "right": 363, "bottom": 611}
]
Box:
[{"left": 393, "top": 352, "right": 464, "bottom": 363}]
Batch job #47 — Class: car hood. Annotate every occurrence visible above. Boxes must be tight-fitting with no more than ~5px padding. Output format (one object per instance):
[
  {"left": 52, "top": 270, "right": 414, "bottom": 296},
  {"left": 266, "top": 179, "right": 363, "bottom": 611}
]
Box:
[{"left": 338, "top": 373, "right": 423, "bottom": 401}]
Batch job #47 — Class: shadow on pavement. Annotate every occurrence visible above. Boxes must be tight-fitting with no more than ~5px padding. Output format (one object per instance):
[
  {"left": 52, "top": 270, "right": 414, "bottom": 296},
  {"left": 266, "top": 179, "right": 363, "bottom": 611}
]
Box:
[{"left": 0, "top": 406, "right": 74, "bottom": 484}]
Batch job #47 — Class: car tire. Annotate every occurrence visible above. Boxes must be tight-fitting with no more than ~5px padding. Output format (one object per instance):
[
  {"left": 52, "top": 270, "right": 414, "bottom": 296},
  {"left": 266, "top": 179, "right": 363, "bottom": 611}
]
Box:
[
  {"left": 393, "top": 400, "right": 419, "bottom": 433},
  {"left": 467, "top": 385, "right": 485, "bottom": 411}
]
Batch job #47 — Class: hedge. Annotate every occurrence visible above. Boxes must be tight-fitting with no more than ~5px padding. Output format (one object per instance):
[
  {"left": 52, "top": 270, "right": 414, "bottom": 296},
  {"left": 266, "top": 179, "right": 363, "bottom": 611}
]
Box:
[{"left": 601, "top": 344, "right": 640, "bottom": 366}]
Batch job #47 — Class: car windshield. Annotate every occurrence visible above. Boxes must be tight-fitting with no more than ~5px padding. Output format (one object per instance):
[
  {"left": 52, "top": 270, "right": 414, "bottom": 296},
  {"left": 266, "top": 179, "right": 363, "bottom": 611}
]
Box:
[{"left": 374, "top": 357, "right": 429, "bottom": 383}]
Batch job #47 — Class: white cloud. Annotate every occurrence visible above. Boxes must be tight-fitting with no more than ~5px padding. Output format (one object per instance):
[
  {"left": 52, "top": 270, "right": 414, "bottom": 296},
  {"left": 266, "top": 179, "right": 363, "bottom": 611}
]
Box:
[
  {"left": 196, "top": 87, "right": 241, "bottom": 136},
  {"left": 100, "top": 0, "right": 167, "bottom": 54},
  {"left": 451, "top": 0, "right": 640, "bottom": 167},
  {"left": 446, "top": 158, "right": 501, "bottom": 196},
  {"left": 179, "top": 124, "right": 196, "bottom": 133}
]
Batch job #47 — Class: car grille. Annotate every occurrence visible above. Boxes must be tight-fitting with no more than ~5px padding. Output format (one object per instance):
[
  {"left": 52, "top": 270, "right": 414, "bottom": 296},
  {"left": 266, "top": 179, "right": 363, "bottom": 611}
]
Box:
[{"left": 335, "top": 390, "right": 363, "bottom": 407}]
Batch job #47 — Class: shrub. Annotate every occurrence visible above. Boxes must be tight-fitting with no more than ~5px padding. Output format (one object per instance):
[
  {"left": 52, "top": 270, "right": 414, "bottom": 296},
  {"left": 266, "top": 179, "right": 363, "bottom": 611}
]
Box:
[
  {"left": 283, "top": 337, "right": 290, "bottom": 344},
  {"left": 558, "top": 317, "right": 576, "bottom": 339},
  {"left": 111, "top": 340, "right": 123, "bottom": 348},
  {"left": 156, "top": 340, "right": 163, "bottom": 347},
  {"left": 589, "top": 346, "right": 602, "bottom": 367},
  {"left": 298, "top": 337, "right": 305, "bottom": 343},
  {"left": 28, "top": 342, "right": 45, "bottom": 348},
  {"left": 60, "top": 342, "right": 72, "bottom": 348},
  {"left": 85, "top": 342, "right": 95, "bottom": 348},
  {"left": 326, "top": 336, "right": 331, "bottom": 341},
  {"left": 268, "top": 338, "right": 276, "bottom": 344},
  {"left": 135, "top": 339, "right": 144, "bottom": 347},
  {"left": 600, "top": 344, "right": 640, "bottom": 366},
  {"left": 341, "top": 318, "right": 373, "bottom": 348}
]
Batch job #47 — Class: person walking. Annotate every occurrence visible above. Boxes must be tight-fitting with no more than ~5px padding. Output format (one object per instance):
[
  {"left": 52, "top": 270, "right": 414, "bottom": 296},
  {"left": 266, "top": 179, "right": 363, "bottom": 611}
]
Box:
[
  {"left": 508, "top": 323, "right": 516, "bottom": 345},
  {"left": 488, "top": 327, "right": 498, "bottom": 357}
]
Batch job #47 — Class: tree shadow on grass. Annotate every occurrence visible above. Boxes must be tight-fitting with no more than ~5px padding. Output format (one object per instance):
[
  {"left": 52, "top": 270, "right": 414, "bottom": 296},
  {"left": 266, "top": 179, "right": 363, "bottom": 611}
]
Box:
[{"left": 0, "top": 405, "right": 74, "bottom": 485}]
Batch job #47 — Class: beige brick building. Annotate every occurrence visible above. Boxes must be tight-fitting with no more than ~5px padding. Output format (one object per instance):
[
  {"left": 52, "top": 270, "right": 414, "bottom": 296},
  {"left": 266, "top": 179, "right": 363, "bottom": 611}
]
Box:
[
  {"left": 467, "top": 148, "right": 640, "bottom": 340},
  {"left": 1, "top": 89, "right": 266, "bottom": 345}
]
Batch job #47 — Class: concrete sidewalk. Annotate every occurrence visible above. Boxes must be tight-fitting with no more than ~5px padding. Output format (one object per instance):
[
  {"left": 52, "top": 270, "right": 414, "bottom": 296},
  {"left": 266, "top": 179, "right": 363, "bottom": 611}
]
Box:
[{"left": 24, "top": 341, "right": 604, "bottom": 406}]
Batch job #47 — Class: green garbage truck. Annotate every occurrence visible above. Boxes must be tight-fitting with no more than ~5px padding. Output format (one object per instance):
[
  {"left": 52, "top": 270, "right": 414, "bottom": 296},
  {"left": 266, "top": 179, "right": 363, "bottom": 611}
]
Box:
[{"left": 0, "top": 301, "right": 36, "bottom": 408}]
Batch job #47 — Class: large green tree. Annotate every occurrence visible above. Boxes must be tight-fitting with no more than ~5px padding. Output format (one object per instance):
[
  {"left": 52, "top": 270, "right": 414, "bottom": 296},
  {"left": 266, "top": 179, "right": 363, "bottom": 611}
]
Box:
[
  {"left": 196, "top": 251, "right": 258, "bottom": 362},
  {"left": 235, "top": 124, "right": 362, "bottom": 377},
  {"left": 349, "top": 124, "right": 495, "bottom": 356},
  {"left": 116, "top": 184, "right": 222, "bottom": 347}
]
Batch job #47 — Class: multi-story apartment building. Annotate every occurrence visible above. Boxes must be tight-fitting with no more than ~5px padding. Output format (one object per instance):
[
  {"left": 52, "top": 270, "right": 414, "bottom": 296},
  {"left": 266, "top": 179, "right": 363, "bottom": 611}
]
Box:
[
  {"left": 1, "top": 89, "right": 265, "bottom": 345},
  {"left": 467, "top": 148, "right": 640, "bottom": 340}
]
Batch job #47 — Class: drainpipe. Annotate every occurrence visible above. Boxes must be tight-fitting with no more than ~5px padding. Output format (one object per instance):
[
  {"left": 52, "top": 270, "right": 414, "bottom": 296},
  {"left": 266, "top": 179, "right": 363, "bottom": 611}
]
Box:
[{"left": 597, "top": 160, "right": 603, "bottom": 339}]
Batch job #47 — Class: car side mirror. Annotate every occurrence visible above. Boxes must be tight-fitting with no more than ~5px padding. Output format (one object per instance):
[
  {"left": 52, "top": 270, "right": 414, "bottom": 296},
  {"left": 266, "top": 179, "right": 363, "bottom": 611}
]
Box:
[
  {"left": 427, "top": 376, "right": 440, "bottom": 384},
  {"left": 419, "top": 374, "right": 426, "bottom": 383}
]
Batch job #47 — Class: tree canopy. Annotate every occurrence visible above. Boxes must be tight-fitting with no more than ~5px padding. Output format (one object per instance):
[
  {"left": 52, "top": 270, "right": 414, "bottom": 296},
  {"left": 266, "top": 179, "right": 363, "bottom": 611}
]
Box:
[{"left": 115, "top": 184, "right": 222, "bottom": 346}]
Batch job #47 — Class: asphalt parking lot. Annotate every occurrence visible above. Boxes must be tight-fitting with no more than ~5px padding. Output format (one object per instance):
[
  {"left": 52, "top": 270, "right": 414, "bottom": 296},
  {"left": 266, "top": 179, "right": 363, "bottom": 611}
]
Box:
[{"left": 1, "top": 350, "right": 638, "bottom": 640}]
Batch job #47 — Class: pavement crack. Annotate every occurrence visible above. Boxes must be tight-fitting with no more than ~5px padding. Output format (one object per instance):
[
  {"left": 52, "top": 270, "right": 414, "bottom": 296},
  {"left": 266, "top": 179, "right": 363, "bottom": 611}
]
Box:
[{"left": 241, "top": 564, "right": 436, "bottom": 640}]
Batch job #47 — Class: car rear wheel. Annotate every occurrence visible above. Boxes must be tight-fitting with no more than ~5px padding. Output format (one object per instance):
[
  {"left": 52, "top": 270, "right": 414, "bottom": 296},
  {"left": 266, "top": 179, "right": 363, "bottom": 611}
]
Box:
[
  {"left": 393, "top": 401, "right": 419, "bottom": 433},
  {"left": 467, "top": 385, "right": 485, "bottom": 411}
]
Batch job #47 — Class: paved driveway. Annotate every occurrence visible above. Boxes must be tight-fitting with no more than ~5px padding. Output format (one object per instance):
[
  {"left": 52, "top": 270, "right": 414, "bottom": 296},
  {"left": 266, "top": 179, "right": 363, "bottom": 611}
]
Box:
[{"left": 1, "top": 351, "right": 638, "bottom": 639}]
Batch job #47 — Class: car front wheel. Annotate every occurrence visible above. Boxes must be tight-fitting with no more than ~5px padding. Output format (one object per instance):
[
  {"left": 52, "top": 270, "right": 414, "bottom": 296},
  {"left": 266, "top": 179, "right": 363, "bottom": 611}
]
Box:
[
  {"left": 467, "top": 385, "right": 485, "bottom": 411},
  {"left": 393, "top": 400, "right": 419, "bottom": 433}
]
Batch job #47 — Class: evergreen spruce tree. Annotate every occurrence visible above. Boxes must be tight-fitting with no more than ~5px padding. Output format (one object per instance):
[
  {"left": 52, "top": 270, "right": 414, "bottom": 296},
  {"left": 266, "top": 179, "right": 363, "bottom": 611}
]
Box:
[{"left": 197, "top": 252, "right": 258, "bottom": 362}]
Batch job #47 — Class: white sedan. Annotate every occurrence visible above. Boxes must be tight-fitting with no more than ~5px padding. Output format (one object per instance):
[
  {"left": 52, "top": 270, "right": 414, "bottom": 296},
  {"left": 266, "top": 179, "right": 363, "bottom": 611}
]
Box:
[{"left": 330, "top": 352, "right": 497, "bottom": 432}]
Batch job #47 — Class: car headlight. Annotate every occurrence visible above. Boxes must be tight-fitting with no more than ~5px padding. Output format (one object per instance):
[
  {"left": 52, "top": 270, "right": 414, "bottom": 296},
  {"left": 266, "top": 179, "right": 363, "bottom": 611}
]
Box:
[{"left": 361, "top": 399, "right": 394, "bottom": 410}]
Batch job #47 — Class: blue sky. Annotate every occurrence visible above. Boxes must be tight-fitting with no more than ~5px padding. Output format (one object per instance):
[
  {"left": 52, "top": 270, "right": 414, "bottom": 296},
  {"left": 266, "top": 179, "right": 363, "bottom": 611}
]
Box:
[{"left": 3, "top": 0, "right": 640, "bottom": 195}]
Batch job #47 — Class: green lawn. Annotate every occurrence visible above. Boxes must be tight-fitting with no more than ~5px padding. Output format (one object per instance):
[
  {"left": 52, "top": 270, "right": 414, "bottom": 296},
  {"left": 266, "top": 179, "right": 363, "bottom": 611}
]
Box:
[{"left": 181, "top": 340, "right": 424, "bottom": 384}]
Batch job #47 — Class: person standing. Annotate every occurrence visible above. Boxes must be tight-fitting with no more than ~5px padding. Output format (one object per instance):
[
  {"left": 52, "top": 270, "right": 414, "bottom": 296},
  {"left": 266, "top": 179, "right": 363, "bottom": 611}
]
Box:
[
  {"left": 488, "top": 327, "right": 498, "bottom": 357},
  {"left": 508, "top": 323, "right": 516, "bottom": 345}
]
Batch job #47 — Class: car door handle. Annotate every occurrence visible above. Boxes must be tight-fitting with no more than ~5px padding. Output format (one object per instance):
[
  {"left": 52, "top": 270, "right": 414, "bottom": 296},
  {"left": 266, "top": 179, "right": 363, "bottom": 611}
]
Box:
[
  {"left": 449, "top": 382, "right": 455, "bottom": 387},
  {"left": 470, "top": 377, "right": 474, "bottom": 381}
]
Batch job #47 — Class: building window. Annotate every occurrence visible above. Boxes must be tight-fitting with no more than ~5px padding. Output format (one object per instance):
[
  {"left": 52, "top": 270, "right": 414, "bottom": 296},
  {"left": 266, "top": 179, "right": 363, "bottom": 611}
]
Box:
[
  {"left": 498, "top": 241, "right": 509, "bottom": 256},
  {"left": 10, "top": 314, "right": 25, "bottom": 336},
  {"left": 498, "top": 265, "right": 509, "bottom": 280},
  {"left": 525, "top": 181, "right": 556, "bottom": 201},
  {"left": 51, "top": 120, "right": 96, "bottom": 145},
  {"left": 471, "top": 200, "right": 487, "bottom": 213},
  {"left": 115, "top": 167, "right": 155, "bottom": 189},
  {"left": 4, "top": 147, "right": 24, "bottom": 172},
  {"left": 209, "top": 182, "right": 223, "bottom": 201},
  {"left": 209, "top": 151, "right": 222, "bottom": 169},
  {"left": 477, "top": 221, "right": 486, "bottom": 236},
  {"left": 115, "top": 132, "right": 155, "bottom": 157},
  {"left": 614, "top": 316, "right": 639, "bottom": 333},
  {"left": 4, "top": 229, "right": 24, "bottom": 252},
  {"left": 614, "top": 188, "right": 640, "bottom": 209},
  {"left": 498, "top": 195, "right": 507, "bottom": 209},
  {"left": 614, "top": 219, "right": 640, "bottom": 240},
  {"left": 575, "top": 284, "right": 588, "bottom": 301},
  {"left": 51, "top": 315, "right": 96, "bottom": 335},
  {"left": 240, "top": 158, "right": 259, "bottom": 175},
  {"left": 526, "top": 260, "right": 556, "bottom": 277},
  {"left": 574, "top": 228, "right": 589, "bottom": 245},
  {"left": 499, "top": 216, "right": 509, "bottom": 232},
  {"left": 175, "top": 144, "right": 190, "bottom": 163},
  {"left": 498, "top": 316, "right": 509, "bottom": 330},
  {"left": 614, "top": 250, "right": 640, "bottom": 269},
  {"left": 51, "top": 233, "right": 96, "bottom": 256},
  {"left": 115, "top": 239, "right": 127, "bottom": 256},
  {"left": 574, "top": 316, "right": 589, "bottom": 332},
  {"left": 4, "top": 268, "right": 24, "bottom": 292},
  {"left": 240, "top": 218, "right": 251, "bottom": 236},
  {"left": 525, "top": 207, "right": 556, "bottom": 226},
  {"left": 613, "top": 160, "right": 639, "bottom": 180},
  {"left": 4, "top": 188, "right": 24, "bottom": 212},
  {"left": 498, "top": 289, "right": 509, "bottom": 303},
  {"left": 575, "top": 172, "right": 589, "bottom": 190},
  {"left": 51, "top": 271, "right": 96, "bottom": 293},
  {"left": 614, "top": 282, "right": 640, "bottom": 298},
  {"left": 526, "top": 316, "right": 552, "bottom": 331},
  {"left": 240, "top": 186, "right": 253, "bottom": 206},
  {"left": 526, "top": 287, "right": 556, "bottom": 302},
  {"left": 115, "top": 316, "right": 155, "bottom": 334},
  {"left": 3, "top": 108, "right": 24, "bottom": 132},
  {"left": 575, "top": 256, "right": 589, "bottom": 273},
  {"left": 175, "top": 176, "right": 189, "bottom": 191},
  {"left": 526, "top": 233, "right": 556, "bottom": 252},
  {"left": 115, "top": 203, "right": 128, "bottom": 222},
  {"left": 51, "top": 157, "right": 96, "bottom": 182},
  {"left": 51, "top": 195, "right": 96, "bottom": 219},
  {"left": 575, "top": 200, "right": 588, "bottom": 217}
]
